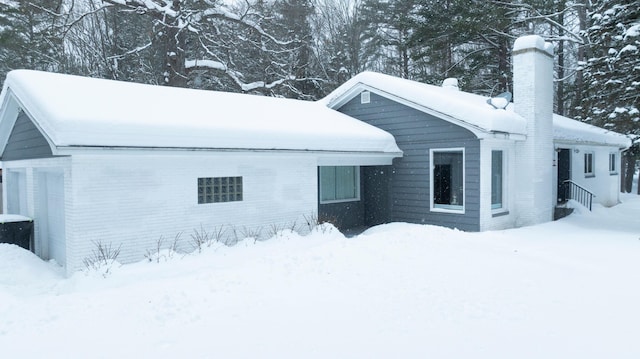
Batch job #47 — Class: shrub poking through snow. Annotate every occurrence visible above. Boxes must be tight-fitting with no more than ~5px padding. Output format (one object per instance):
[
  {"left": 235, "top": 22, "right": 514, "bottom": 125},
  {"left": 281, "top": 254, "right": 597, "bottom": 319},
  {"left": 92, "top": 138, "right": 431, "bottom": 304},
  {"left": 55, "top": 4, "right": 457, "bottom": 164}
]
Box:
[
  {"left": 190, "top": 225, "right": 229, "bottom": 252},
  {"left": 304, "top": 212, "right": 338, "bottom": 234},
  {"left": 190, "top": 225, "right": 212, "bottom": 253},
  {"left": 82, "top": 240, "right": 122, "bottom": 277},
  {"left": 145, "top": 233, "right": 182, "bottom": 263},
  {"left": 268, "top": 223, "right": 285, "bottom": 238},
  {"left": 241, "top": 226, "right": 263, "bottom": 243},
  {"left": 303, "top": 212, "right": 320, "bottom": 232}
]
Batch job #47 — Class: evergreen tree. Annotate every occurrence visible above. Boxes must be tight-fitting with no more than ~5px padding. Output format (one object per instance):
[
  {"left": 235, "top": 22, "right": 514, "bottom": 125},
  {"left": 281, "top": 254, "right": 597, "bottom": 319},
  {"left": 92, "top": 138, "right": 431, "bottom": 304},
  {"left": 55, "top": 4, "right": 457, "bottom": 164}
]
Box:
[
  {"left": 0, "top": 0, "right": 68, "bottom": 86},
  {"left": 359, "top": 0, "right": 419, "bottom": 79},
  {"left": 580, "top": 0, "right": 639, "bottom": 191},
  {"left": 410, "top": 0, "right": 524, "bottom": 94}
]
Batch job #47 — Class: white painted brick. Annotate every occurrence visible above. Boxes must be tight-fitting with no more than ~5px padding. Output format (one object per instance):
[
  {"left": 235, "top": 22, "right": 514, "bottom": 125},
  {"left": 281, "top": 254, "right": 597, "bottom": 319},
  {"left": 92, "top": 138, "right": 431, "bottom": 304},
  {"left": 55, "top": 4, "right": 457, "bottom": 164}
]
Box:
[
  {"left": 479, "top": 139, "right": 520, "bottom": 231},
  {"left": 65, "top": 152, "right": 318, "bottom": 273},
  {"left": 513, "top": 37, "right": 555, "bottom": 227},
  {"left": 3, "top": 152, "right": 320, "bottom": 275},
  {"left": 561, "top": 145, "right": 623, "bottom": 207}
]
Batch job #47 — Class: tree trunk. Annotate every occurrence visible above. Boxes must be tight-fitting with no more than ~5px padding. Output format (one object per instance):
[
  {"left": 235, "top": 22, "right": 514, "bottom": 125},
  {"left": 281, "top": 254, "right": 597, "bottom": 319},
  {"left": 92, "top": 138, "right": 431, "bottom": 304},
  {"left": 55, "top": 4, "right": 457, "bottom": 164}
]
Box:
[
  {"left": 575, "top": 0, "right": 589, "bottom": 117},
  {"left": 624, "top": 151, "right": 635, "bottom": 193},
  {"left": 556, "top": 2, "right": 565, "bottom": 116},
  {"left": 497, "top": 41, "right": 509, "bottom": 92},
  {"left": 160, "top": 24, "right": 187, "bottom": 87}
]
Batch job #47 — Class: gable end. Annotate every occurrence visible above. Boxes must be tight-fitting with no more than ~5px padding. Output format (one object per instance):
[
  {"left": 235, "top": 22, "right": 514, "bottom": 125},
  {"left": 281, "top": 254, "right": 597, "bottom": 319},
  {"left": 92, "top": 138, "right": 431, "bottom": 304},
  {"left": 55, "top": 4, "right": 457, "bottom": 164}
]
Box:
[{"left": 2, "top": 110, "right": 54, "bottom": 161}]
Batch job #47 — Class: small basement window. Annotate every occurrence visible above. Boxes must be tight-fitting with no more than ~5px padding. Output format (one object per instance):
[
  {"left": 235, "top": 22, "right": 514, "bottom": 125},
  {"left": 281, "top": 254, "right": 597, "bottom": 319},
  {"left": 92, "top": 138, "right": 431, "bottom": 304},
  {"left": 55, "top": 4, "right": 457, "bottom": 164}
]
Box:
[{"left": 198, "top": 177, "right": 243, "bottom": 204}]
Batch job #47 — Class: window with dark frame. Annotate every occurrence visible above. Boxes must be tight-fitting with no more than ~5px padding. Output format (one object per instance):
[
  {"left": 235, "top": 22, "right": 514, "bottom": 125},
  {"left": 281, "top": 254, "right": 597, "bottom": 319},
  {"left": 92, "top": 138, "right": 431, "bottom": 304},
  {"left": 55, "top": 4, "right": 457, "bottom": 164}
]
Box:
[
  {"left": 491, "top": 150, "right": 504, "bottom": 210},
  {"left": 198, "top": 177, "right": 243, "bottom": 204},
  {"left": 584, "top": 152, "right": 594, "bottom": 176},
  {"left": 609, "top": 153, "right": 617, "bottom": 174}
]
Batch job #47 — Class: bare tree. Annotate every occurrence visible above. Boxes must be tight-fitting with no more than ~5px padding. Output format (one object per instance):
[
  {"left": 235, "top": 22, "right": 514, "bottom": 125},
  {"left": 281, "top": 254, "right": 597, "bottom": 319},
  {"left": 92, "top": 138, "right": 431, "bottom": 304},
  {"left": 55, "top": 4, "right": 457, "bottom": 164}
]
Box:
[{"left": 100, "top": 0, "right": 313, "bottom": 93}]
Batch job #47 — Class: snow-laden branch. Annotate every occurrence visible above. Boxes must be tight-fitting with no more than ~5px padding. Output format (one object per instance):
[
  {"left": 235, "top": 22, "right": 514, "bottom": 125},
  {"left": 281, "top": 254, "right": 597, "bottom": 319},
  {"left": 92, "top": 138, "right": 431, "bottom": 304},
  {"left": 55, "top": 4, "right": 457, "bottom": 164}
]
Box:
[
  {"left": 198, "top": 7, "right": 296, "bottom": 46},
  {"left": 107, "top": 42, "right": 152, "bottom": 60},
  {"left": 186, "top": 59, "right": 323, "bottom": 93},
  {"left": 490, "top": 0, "right": 586, "bottom": 44},
  {"left": 185, "top": 59, "right": 226, "bottom": 71},
  {"left": 101, "top": 0, "right": 178, "bottom": 18}
]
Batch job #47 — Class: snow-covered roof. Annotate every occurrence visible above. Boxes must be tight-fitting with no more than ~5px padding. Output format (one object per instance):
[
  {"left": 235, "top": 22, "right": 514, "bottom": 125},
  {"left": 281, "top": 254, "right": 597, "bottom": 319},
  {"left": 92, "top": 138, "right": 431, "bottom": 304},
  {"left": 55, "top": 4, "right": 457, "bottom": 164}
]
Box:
[
  {"left": 553, "top": 114, "right": 631, "bottom": 148},
  {"left": 322, "top": 72, "right": 631, "bottom": 148},
  {"left": 0, "top": 70, "right": 402, "bottom": 156},
  {"left": 321, "top": 71, "right": 528, "bottom": 137}
]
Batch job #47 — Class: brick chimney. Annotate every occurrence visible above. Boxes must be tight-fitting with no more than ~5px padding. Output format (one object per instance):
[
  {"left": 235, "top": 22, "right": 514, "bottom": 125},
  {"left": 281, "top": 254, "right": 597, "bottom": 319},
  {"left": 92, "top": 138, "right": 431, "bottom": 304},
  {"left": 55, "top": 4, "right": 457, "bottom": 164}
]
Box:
[{"left": 513, "top": 35, "right": 554, "bottom": 226}]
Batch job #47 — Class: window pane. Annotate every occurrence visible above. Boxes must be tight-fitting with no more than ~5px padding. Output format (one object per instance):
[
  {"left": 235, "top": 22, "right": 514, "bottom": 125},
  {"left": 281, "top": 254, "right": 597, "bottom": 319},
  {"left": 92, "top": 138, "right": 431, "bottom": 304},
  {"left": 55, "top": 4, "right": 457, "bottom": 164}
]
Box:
[
  {"left": 320, "top": 167, "right": 336, "bottom": 201},
  {"left": 433, "top": 151, "right": 464, "bottom": 208},
  {"left": 335, "top": 166, "right": 356, "bottom": 200},
  {"left": 491, "top": 151, "right": 503, "bottom": 209},
  {"left": 609, "top": 154, "right": 616, "bottom": 172},
  {"left": 584, "top": 154, "right": 588, "bottom": 173},
  {"left": 585, "top": 153, "right": 593, "bottom": 174},
  {"left": 320, "top": 166, "right": 358, "bottom": 202},
  {"left": 199, "top": 177, "right": 243, "bottom": 204}
]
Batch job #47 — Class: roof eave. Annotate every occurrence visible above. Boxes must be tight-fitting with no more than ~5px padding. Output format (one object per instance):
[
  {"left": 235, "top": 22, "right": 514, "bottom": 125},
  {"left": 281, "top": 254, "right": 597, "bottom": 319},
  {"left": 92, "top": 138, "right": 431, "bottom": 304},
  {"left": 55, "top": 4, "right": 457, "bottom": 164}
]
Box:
[{"left": 55, "top": 145, "right": 403, "bottom": 164}]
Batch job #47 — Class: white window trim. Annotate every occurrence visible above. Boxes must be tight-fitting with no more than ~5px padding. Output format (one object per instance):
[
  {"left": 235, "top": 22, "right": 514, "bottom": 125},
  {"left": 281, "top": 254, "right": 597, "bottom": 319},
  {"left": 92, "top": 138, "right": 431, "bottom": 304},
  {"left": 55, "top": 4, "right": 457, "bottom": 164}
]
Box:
[
  {"left": 360, "top": 91, "right": 371, "bottom": 104},
  {"left": 430, "top": 148, "right": 465, "bottom": 214},
  {"left": 319, "top": 166, "right": 361, "bottom": 204},
  {"left": 491, "top": 149, "right": 508, "bottom": 215},
  {"left": 584, "top": 152, "right": 595, "bottom": 177}
]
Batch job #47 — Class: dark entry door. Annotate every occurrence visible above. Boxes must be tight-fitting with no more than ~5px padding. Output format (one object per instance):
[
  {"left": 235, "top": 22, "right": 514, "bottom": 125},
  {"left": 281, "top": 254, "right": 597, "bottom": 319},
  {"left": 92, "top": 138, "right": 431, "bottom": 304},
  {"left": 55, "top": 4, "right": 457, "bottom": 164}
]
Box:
[{"left": 557, "top": 149, "right": 571, "bottom": 203}]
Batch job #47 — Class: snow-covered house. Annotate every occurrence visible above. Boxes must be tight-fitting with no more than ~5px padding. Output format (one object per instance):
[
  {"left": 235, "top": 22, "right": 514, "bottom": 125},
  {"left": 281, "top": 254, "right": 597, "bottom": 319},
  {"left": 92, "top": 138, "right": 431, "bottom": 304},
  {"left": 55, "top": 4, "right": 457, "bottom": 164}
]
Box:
[
  {"left": 0, "top": 70, "right": 401, "bottom": 274},
  {"left": 0, "top": 35, "right": 630, "bottom": 275},
  {"left": 319, "top": 35, "right": 630, "bottom": 232}
]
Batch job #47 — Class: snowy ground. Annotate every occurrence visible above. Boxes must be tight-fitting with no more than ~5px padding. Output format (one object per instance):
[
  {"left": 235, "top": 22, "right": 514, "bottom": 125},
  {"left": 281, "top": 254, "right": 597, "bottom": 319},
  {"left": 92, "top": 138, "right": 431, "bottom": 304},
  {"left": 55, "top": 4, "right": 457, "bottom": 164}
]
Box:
[{"left": 1, "top": 194, "right": 640, "bottom": 358}]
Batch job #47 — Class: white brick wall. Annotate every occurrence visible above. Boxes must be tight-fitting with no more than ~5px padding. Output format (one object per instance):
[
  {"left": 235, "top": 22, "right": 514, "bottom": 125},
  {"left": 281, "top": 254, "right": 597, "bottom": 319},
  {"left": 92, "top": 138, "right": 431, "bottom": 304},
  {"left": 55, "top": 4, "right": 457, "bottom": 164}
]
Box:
[
  {"left": 3, "top": 152, "right": 319, "bottom": 275},
  {"left": 560, "top": 145, "right": 623, "bottom": 207},
  {"left": 479, "top": 139, "right": 520, "bottom": 231},
  {"left": 513, "top": 36, "right": 555, "bottom": 227},
  {"left": 65, "top": 152, "right": 318, "bottom": 273},
  {"left": 2, "top": 157, "right": 72, "bottom": 268}
]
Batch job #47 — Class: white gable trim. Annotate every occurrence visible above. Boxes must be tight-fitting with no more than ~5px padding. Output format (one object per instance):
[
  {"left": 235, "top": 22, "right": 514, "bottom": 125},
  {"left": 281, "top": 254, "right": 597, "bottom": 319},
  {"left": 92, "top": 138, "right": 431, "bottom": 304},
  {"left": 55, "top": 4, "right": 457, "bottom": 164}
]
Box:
[
  {"left": 325, "top": 82, "right": 525, "bottom": 141},
  {"left": 0, "top": 90, "right": 58, "bottom": 157}
]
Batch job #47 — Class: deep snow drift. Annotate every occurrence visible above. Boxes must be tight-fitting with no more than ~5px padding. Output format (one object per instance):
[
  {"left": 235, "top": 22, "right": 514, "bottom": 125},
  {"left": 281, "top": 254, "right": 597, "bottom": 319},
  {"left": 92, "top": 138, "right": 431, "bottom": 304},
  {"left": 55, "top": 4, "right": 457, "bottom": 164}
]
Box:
[{"left": 1, "top": 194, "right": 640, "bottom": 359}]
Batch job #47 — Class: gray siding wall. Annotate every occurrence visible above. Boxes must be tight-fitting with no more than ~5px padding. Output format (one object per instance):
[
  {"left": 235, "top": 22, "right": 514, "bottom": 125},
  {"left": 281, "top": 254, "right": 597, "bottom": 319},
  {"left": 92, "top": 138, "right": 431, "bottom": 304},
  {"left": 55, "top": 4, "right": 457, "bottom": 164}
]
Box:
[
  {"left": 318, "top": 166, "right": 393, "bottom": 230},
  {"left": 2, "top": 111, "right": 53, "bottom": 161},
  {"left": 338, "top": 92, "right": 481, "bottom": 231}
]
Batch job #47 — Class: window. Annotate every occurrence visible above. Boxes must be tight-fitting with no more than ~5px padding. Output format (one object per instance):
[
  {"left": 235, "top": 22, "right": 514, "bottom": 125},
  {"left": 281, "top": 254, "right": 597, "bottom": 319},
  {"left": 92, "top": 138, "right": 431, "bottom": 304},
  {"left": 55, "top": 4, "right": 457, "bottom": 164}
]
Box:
[
  {"left": 584, "top": 152, "right": 594, "bottom": 177},
  {"left": 198, "top": 177, "right": 242, "bottom": 204},
  {"left": 360, "top": 91, "right": 371, "bottom": 104},
  {"left": 491, "top": 150, "right": 504, "bottom": 210},
  {"left": 431, "top": 149, "right": 464, "bottom": 212},
  {"left": 609, "top": 153, "right": 617, "bottom": 174},
  {"left": 320, "top": 166, "right": 360, "bottom": 203}
]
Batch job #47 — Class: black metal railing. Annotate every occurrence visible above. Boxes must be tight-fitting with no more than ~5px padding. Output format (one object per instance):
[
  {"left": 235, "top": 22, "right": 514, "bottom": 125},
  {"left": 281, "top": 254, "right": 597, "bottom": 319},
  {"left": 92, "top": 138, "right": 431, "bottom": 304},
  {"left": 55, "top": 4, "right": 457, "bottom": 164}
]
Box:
[{"left": 562, "top": 180, "right": 595, "bottom": 211}]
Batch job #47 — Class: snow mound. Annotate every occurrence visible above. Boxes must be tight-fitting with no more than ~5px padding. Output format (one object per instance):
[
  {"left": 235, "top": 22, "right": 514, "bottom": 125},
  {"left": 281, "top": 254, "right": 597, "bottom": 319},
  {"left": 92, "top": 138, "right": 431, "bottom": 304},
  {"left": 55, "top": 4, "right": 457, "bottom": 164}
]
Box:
[{"left": 0, "top": 243, "right": 62, "bottom": 295}]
